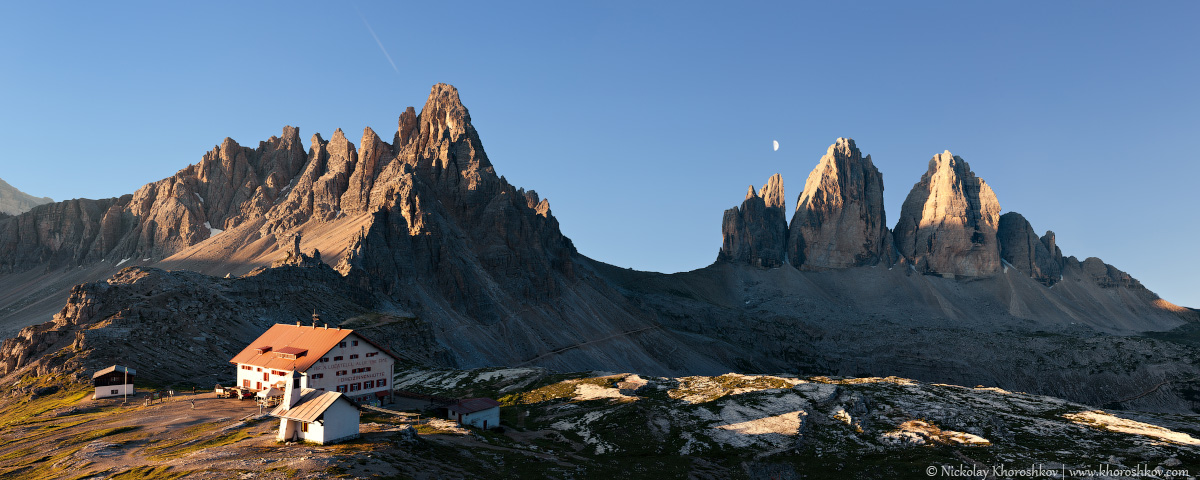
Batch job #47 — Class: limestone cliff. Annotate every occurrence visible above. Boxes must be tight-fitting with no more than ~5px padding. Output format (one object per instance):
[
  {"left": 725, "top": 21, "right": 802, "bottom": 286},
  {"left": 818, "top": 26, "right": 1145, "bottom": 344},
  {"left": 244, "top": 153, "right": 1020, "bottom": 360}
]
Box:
[
  {"left": 997, "top": 212, "right": 1063, "bottom": 286},
  {"left": 717, "top": 175, "right": 787, "bottom": 268},
  {"left": 788, "top": 138, "right": 892, "bottom": 269},
  {"left": 893, "top": 151, "right": 1002, "bottom": 277}
]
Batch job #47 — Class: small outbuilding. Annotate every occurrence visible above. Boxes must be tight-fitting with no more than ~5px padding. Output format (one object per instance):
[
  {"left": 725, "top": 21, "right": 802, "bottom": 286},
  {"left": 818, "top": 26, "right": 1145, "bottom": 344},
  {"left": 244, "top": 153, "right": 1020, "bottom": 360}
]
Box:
[
  {"left": 92, "top": 365, "right": 135, "bottom": 400},
  {"left": 448, "top": 397, "right": 501, "bottom": 430},
  {"left": 271, "top": 371, "right": 360, "bottom": 444}
]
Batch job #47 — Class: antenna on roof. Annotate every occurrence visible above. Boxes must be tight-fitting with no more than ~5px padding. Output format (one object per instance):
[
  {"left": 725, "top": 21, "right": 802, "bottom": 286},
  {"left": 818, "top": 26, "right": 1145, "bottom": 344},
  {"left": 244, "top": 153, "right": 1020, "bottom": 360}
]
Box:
[{"left": 312, "top": 310, "right": 320, "bottom": 328}]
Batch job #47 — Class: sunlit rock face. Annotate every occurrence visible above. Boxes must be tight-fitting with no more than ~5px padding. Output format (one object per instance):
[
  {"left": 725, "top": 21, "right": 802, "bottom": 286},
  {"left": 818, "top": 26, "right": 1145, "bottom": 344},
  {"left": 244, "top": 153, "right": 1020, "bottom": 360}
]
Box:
[
  {"left": 788, "top": 138, "right": 893, "bottom": 269},
  {"left": 718, "top": 174, "right": 787, "bottom": 268},
  {"left": 893, "top": 151, "right": 1001, "bottom": 277}
]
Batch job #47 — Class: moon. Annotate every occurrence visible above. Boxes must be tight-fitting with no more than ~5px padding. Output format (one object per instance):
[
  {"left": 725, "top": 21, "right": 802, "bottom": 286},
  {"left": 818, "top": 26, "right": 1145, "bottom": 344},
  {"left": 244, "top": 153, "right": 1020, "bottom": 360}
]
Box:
[{"left": 773, "top": 140, "right": 779, "bottom": 151}]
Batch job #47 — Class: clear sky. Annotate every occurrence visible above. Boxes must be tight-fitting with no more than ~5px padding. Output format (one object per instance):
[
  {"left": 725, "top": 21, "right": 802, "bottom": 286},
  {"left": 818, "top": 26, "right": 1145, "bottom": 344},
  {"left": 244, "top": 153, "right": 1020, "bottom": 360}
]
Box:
[{"left": 2, "top": 2, "right": 1197, "bottom": 307}]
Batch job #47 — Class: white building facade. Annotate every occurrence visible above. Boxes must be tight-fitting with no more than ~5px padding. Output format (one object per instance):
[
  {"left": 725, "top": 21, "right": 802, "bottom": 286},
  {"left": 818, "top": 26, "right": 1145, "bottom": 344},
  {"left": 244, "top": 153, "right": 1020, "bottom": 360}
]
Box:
[
  {"left": 92, "top": 365, "right": 135, "bottom": 400},
  {"left": 273, "top": 371, "right": 360, "bottom": 444},
  {"left": 230, "top": 322, "right": 397, "bottom": 404}
]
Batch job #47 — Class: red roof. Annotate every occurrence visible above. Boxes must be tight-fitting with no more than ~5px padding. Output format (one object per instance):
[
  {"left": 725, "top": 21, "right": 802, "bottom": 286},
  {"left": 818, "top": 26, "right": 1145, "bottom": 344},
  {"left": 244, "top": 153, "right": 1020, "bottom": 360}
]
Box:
[
  {"left": 229, "top": 324, "right": 353, "bottom": 371},
  {"left": 449, "top": 398, "right": 501, "bottom": 414}
]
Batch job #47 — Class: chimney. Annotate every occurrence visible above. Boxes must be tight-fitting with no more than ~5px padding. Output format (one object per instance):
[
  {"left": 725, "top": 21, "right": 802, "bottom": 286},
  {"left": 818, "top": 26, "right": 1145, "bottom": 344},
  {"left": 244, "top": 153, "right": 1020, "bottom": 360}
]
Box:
[
  {"left": 283, "top": 370, "right": 302, "bottom": 408},
  {"left": 295, "top": 321, "right": 300, "bottom": 327},
  {"left": 323, "top": 323, "right": 328, "bottom": 330}
]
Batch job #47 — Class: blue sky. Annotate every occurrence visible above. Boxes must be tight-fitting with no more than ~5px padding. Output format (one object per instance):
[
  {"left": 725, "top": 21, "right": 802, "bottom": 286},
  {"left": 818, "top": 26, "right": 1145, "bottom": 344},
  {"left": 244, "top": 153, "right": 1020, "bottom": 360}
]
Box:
[{"left": 2, "top": 2, "right": 1197, "bottom": 307}]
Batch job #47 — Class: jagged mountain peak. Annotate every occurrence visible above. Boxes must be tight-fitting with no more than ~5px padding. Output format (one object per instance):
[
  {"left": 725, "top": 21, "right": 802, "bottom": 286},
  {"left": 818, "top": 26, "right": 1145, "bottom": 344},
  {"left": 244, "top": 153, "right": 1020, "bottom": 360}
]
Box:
[
  {"left": 396, "top": 106, "right": 418, "bottom": 147},
  {"left": 419, "top": 83, "right": 472, "bottom": 144},
  {"left": 0, "top": 84, "right": 546, "bottom": 275},
  {"left": 744, "top": 185, "right": 758, "bottom": 200},
  {"left": 758, "top": 173, "right": 785, "bottom": 210},
  {"left": 827, "top": 137, "right": 859, "bottom": 157},
  {"left": 719, "top": 175, "right": 787, "bottom": 268},
  {"left": 788, "top": 137, "right": 891, "bottom": 269},
  {"left": 894, "top": 150, "right": 1001, "bottom": 277}
]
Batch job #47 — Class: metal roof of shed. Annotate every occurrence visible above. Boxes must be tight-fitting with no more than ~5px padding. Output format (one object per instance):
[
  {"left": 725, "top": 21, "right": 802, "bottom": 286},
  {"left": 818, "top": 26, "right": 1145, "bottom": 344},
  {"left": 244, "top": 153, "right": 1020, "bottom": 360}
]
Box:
[
  {"left": 449, "top": 398, "right": 501, "bottom": 415},
  {"left": 270, "top": 388, "right": 355, "bottom": 423},
  {"left": 92, "top": 365, "right": 135, "bottom": 379}
]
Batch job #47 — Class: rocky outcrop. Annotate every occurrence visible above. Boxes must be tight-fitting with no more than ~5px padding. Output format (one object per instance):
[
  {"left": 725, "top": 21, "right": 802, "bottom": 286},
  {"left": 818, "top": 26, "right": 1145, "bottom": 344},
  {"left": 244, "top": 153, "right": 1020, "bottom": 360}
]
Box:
[
  {"left": 0, "top": 197, "right": 126, "bottom": 271},
  {"left": 1072, "top": 256, "right": 1145, "bottom": 290},
  {"left": 0, "top": 178, "right": 52, "bottom": 216},
  {"left": 788, "top": 138, "right": 892, "bottom": 269},
  {"left": 717, "top": 175, "right": 787, "bottom": 268},
  {"left": 1040, "top": 230, "right": 1062, "bottom": 264},
  {"left": 997, "top": 212, "right": 1062, "bottom": 286},
  {"left": 273, "top": 234, "right": 322, "bottom": 268},
  {"left": 893, "top": 151, "right": 1002, "bottom": 277},
  {"left": 264, "top": 129, "right": 359, "bottom": 232}
]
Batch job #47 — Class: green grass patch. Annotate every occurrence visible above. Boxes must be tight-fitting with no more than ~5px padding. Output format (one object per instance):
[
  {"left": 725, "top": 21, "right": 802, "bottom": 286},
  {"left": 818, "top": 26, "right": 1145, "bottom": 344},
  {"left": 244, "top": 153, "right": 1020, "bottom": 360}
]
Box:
[
  {"left": 0, "top": 445, "right": 86, "bottom": 480},
  {"left": 666, "top": 374, "right": 796, "bottom": 404},
  {"left": 148, "top": 429, "right": 253, "bottom": 460},
  {"left": 0, "top": 385, "right": 91, "bottom": 428},
  {"left": 500, "top": 376, "right": 617, "bottom": 406},
  {"left": 0, "top": 446, "right": 37, "bottom": 463},
  {"left": 57, "top": 425, "right": 140, "bottom": 448},
  {"left": 141, "top": 422, "right": 221, "bottom": 456},
  {"left": 414, "top": 422, "right": 459, "bottom": 435},
  {"left": 109, "top": 465, "right": 189, "bottom": 480}
]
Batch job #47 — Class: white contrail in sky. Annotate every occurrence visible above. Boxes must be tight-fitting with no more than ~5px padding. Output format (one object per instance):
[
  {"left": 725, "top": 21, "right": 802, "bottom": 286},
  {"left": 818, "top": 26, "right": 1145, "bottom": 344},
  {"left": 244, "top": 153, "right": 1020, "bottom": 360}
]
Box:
[{"left": 356, "top": 6, "right": 399, "bottom": 75}]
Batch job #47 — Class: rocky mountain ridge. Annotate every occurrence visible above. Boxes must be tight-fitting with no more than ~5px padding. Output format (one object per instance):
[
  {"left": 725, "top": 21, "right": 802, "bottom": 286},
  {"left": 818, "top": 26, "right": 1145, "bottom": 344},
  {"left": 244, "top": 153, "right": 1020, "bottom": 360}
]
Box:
[
  {"left": 0, "top": 178, "right": 52, "bottom": 216},
  {"left": 717, "top": 139, "right": 1162, "bottom": 297},
  {"left": 1, "top": 84, "right": 1197, "bottom": 417},
  {"left": 0, "top": 84, "right": 729, "bottom": 379}
]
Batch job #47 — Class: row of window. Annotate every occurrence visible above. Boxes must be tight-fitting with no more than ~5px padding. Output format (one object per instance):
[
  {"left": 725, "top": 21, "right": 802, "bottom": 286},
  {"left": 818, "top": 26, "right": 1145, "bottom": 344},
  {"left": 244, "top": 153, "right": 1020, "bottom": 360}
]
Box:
[
  {"left": 334, "top": 379, "right": 386, "bottom": 392},
  {"left": 337, "top": 340, "right": 360, "bottom": 348},
  {"left": 331, "top": 366, "right": 374, "bottom": 376},
  {"left": 320, "top": 352, "right": 375, "bottom": 363},
  {"left": 238, "top": 366, "right": 297, "bottom": 377},
  {"left": 239, "top": 377, "right": 389, "bottom": 392}
]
